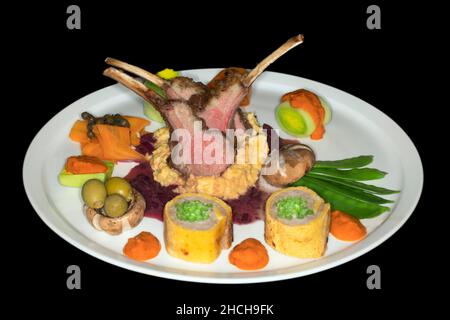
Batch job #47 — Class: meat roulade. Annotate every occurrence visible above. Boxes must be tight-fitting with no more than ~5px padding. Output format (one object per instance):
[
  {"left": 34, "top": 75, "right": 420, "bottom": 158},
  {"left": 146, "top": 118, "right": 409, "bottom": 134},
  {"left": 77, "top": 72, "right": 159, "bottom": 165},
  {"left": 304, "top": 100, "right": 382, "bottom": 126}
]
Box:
[
  {"left": 265, "top": 186, "right": 330, "bottom": 258},
  {"left": 164, "top": 193, "right": 233, "bottom": 263}
]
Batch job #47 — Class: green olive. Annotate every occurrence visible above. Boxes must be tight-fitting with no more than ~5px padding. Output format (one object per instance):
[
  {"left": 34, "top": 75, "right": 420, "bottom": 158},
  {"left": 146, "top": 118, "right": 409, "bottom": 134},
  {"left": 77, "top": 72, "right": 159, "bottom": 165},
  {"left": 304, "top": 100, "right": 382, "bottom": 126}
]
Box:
[
  {"left": 82, "top": 179, "right": 107, "bottom": 209},
  {"left": 104, "top": 194, "right": 128, "bottom": 218},
  {"left": 105, "top": 177, "right": 133, "bottom": 201}
]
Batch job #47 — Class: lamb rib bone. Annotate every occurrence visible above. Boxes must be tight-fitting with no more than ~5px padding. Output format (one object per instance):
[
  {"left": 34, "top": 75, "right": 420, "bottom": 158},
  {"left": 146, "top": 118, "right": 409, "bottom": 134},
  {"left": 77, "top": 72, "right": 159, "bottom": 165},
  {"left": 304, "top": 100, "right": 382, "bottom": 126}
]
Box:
[
  {"left": 106, "top": 57, "right": 208, "bottom": 104},
  {"left": 105, "top": 57, "right": 167, "bottom": 87},
  {"left": 197, "top": 34, "right": 304, "bottom": 133},
  {"left": 242, "top": 34, "right": 304, "bottom": 87},
  {"left": 103, "top": 67, "right": 166, "bottom": 107}
]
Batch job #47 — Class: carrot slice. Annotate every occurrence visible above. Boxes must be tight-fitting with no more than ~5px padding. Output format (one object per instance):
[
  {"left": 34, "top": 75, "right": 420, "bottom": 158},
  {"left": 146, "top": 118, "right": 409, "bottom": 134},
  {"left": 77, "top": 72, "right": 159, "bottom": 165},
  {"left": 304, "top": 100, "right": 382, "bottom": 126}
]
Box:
[
  {"left": 81, "top": 140, "right": 104, "bottom": 160},
  {"left": 69, "top": 120, "right": 90, "bottom": 144},
  {"left": 94, "top": 124, "right": 144, "bottom": 162},
  {"left": 70, "top": 116, "right": 149, "bottom": 146},
  {"left": 124, "top": 116, "right": 150, "bottom": 146}
]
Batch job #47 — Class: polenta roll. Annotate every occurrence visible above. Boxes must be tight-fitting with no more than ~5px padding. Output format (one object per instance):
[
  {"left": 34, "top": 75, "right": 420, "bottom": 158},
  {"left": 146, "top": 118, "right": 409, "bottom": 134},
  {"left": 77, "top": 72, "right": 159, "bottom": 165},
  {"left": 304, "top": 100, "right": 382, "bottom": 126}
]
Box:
[
  {"left": 164, "top": 193, "right": 233, "bottom": 263},
  {"left": 265, "top": 187, "right": 331, "bottom": 258}
]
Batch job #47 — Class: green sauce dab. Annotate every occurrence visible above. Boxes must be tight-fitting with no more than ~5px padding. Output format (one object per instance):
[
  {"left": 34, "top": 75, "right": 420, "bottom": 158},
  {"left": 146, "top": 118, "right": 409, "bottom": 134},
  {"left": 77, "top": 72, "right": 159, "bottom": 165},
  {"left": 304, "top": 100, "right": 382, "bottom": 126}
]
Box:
[
  {"left": 176, "top": 200, "right": 212, "bottom": 222},
  {"left": 276, "top": 196, "right": 313, "bottom": 220}
]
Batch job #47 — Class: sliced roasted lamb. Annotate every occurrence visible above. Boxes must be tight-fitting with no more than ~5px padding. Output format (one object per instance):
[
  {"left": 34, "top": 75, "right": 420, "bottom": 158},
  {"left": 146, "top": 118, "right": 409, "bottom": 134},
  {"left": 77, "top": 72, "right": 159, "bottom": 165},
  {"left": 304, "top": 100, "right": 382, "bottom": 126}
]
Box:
[
  {"left": 196, "top": 68, "right": 248, "bottom": 132},
  {"left": 103, "top": 67, "right": 231, "bottom": 177}
]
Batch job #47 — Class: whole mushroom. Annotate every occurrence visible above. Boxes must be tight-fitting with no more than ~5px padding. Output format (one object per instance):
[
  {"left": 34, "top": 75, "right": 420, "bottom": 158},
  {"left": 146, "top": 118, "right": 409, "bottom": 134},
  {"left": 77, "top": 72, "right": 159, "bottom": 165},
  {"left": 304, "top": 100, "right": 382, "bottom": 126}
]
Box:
[{"left": 261, "top": 143, "right": 315, "bottom": 189}]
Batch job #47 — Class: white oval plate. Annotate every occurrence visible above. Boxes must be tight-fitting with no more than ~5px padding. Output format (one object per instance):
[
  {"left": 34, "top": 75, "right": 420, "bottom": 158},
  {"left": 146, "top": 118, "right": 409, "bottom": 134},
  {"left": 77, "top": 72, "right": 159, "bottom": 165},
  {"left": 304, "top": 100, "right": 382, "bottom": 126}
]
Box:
[{"left": 23, "top": 69, "right": 423, "bottom": 283}]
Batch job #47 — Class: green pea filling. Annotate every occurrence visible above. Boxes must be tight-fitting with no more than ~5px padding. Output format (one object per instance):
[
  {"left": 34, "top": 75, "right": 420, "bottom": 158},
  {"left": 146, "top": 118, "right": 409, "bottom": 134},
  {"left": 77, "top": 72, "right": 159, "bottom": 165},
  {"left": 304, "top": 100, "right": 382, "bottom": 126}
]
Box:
[
  {"left": 176, "top": 200, "right": 212, "bottom": 222},
  {"left": 276, "top": 196, "right": 313, "bottom": 220}
]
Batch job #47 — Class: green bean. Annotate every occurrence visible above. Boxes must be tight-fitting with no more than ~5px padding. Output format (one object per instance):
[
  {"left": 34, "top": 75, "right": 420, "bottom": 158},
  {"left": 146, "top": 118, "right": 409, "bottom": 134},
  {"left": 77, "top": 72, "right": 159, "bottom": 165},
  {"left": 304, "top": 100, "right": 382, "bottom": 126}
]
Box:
[
  {"left": 310, "top": 167, "right": 387, "bottom": 181},
  {"left": 295, "top": 176, "right": 392, "bottom": 204},
  {"left": 291, "top": 176, "right": 389, "bottom": 219},
  {"left": 314, "top": 155, "right": 373, "bottom": 169},
  {"left": 307, "top": 172, "right": 400, "bottom": 195},
  {"left": 328, "top": 182, "right": 391, "bottom": 203}
]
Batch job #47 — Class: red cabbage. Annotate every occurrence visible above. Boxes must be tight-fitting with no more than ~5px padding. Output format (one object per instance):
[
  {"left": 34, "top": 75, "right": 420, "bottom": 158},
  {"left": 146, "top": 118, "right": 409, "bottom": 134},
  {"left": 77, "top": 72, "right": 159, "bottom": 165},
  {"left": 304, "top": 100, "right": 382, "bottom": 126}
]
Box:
[
  {"left": 125, "top": 163, "right": 177, "bottom": 221},
  {"left": 226, "top": 187, "right": 269, "bottom": 224},
  {"left": 136, "top": 133, "right": 156, "bottom": 155}
]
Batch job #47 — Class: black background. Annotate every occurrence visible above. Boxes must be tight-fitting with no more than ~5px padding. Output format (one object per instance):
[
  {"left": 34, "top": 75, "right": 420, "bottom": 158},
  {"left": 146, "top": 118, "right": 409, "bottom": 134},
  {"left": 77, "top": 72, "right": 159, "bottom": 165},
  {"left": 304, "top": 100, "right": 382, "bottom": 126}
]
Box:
[{"left": 10, "top": 0, "right": 440, "bottom": 317}]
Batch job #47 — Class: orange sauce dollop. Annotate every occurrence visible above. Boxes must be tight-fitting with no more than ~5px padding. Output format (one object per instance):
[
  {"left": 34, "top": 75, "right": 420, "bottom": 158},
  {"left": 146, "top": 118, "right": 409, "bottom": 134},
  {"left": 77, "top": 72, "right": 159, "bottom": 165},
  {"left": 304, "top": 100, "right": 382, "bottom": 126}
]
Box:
[
  {"left": 330, "top": 210, "right": 367, "bottom": 242},
  {"left": 123, "top": 231, "right": 161, "bottom": 261},
  {"left": 229, "top": 238, "right": 269, "bottom": 270}
]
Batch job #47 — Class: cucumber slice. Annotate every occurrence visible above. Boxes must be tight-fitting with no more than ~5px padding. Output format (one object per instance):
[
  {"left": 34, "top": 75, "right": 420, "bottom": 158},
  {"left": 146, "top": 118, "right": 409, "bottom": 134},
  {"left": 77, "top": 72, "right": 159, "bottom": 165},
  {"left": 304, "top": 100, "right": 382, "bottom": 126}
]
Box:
[
  {"left": 275, "top": 101, "right": 316, "bottom": 137},
  {"left": 143, "top": 101, "right": 166, "bottom": 124},
  {"left": 318, "top": 96, "right": 332, "bottom": 125}
]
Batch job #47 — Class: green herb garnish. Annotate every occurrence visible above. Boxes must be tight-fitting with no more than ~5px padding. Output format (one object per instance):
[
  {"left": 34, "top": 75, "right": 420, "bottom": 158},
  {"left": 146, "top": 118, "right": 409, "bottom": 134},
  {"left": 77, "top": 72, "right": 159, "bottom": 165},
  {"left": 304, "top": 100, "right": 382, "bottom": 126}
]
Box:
[
  {"left": 176, "top": 200, "right": 212, "bottom": 222},
  {"left": 276, "top": 197, "right": 313, "bottom": 220},
  {"left": 144, "top": 80, "right": 166, "bottom": 98}
]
